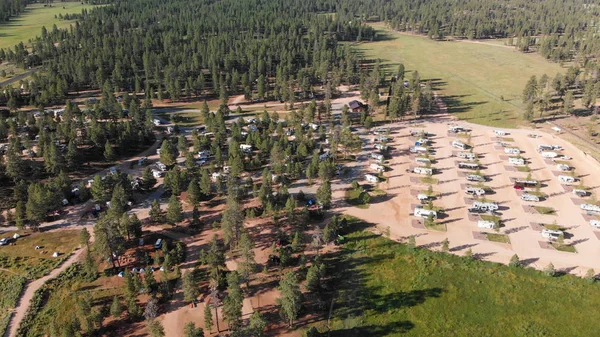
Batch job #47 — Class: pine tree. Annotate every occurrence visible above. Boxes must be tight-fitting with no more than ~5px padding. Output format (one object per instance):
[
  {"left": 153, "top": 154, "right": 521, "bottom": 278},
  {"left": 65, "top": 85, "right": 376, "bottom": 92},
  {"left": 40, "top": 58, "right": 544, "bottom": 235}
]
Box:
[
  {"left": 200, "top": 169, "right": 212, "bottom": 196},
  {"left": 143, "top": 167, "right": 157, "bottom": 190},
  {"left": 65, "top": 140, "right": 80, "bottom": 170},
  {"left": 149, "top": 199, "right": 163, "bottom": 223},
  {"left": 186, "top": 179, "right": 201, "bottom": 206},
  {"left": 221, "top": 195, "right": 244, "bottom": 248},
  {"left": 183, "top": 322, "right": 204, "bottom": 337},
  {"left": 238, "top": 232, "right": 256, "bottom": 287},
  {"left": 110, "top": 296, "right": 124, "bottom": 318},
  {"left": 305, "top": 264, "right": 321, "bottom": 292},
  {"left": 316, "top": 179, "right": 332, "bottom": 208},
  {"left": 204, "top": 304, "right": 214, "bottom": 333},
  {"left": 147, "top": 319, "right": 165, "bottom": 337},
  {"left": 166, "top": 195, "right": 183, "bottom": 225},
  {"left": 183, "top": 271, "right": 199, "bottom": 303},
  {"left": 223, "top": 271, "right": 244, "bottom": 331},
  {"left": 159, "top": 139, "right": 177, "bottom": 166},
  {"left": 104, "top": 140, "right": 115, "bottom": 162},
  {"left": 509, "top": 254, "right": 520, "bottom": 268},
  {"left": 277, "top": 271, "right": 302, "bottom": 327},
  {"left": 248, "top": 311, "right": 267, "bottom": 337}
]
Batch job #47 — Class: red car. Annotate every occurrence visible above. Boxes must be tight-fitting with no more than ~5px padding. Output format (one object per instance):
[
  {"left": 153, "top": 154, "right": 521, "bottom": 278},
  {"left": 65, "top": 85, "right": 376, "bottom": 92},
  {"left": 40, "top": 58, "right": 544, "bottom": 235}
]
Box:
[{"left": 513, "top": 184, "right": 524, "bottom": 190}]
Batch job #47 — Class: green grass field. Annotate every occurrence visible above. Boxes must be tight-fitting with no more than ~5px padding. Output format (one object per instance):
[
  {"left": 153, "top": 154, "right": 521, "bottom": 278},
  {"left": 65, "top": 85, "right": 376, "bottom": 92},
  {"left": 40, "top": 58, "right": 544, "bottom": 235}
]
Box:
[
  {"left": 360, "top": 23, "right": 565, "bottom": 127},
  {"left": 326, "top": 224, "right": 600, "bottom": 336},
  {"left": 0, "top": 2, "right": 99, "bottom": 51}
]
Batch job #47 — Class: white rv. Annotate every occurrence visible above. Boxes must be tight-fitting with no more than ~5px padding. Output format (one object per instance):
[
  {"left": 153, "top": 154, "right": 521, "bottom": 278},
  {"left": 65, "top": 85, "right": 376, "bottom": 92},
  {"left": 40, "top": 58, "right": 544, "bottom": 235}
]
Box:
[
  {"left": 541, "top": 151, "right": 558, "bottom": 158},
  {"left": 472, "top": 201, "right": 499, "bottom": 211},
  {"left": 541, "top": 229, "right": 563, "bottom": 241},
  {"left": 156, "top": 162, "right": 167, "bottom": 171},
  {"left": 508, "top": 157, "right": 525, "bottom": 166},
  {"left": 417, "top": 193, "right": 430, "bottom": 202},
  {"left": 373, "top": 127, "right": 390, "bottom": 135},
  {"left": 558, "top": 175, "right": 575, "bottom": 184},
  {"left": 457, "top": 152, "right": 476, "bottom": 160},
  {"left": 198, "top": 150, "right": 210, "bottom": 159},
  {"left": 590, "top": 220, "right": 600, "bottom": 228},
  {"left": 521, "top": 193, "right": 540, "bottom": 202},
  {"left": 365, "top": 174, "right": 379, "bottom": 183},
  {"left": 477, "top": 220, "right": 496, "bottom": 229},
  {"left": 240, "top": 144, "right": 253, "bottom": 153},
  {"left": 556, "top": 164, "right": 571, "bottom": 171},
  {"left": 414, "top": 206, "right": 437, "bottom": 219},
  {"left": 458, "top": 162, "right": 479, "bottom": 170},
  {"left": 466, "top": 174, "right": 485, "bottom": 182},
  {"left": 465, "top": 187, "right": 485, "bottom": 196},
  {"left": 494, "top": 130, "right": 507, "bottom": 136},
  {"left": 448, "top": 126, "right": 465, "bottom": 133},
  {"left": 573, "top": 189, "right": 588, "bottom": 197},
  {"left": 415, "top": 157, "right": 432, "bottom": 165},
  {"left": 414, "top": 167, "right": 433, "bottom": 175},
  {"left": 371, "top": 153, "right": 384, "bottom": 162},
  {"left": 580, "top": 204, "right": 600, "bottom": 212},
  {"left": 375, "top": 144, "right": 389, "bottom": 151},
  {"left": 504, "top": 148, "right": 520, "bottom": 155},
  {"left": 537, "top": 145, "right": 553, "bottom": 152},
  {"left": 452, "top": 140, "right": 468, "bottom": 150},
  {"left": 370, "top": 163, "right": 385, "bottom": 172},
  {"left": 409, "top": 146, "right": 428, "bottom": 153}
]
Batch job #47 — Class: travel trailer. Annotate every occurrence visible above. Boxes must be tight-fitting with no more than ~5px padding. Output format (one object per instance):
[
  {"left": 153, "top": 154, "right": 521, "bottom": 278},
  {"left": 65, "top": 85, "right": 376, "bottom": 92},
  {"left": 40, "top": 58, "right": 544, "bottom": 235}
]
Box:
[
  {"left": 413, "top": 167, "right": 434, "bottom": 175},
  {"left": 521, "top": 193, "right": 540, "bottom": 202},
  {"left": 541, "top": 229, "right": 563, "bottom": 241},
  {"left": 457, "top": 152, "right": 476, "bottom": 160},
  {"left": 472, "top": 201, "right": 499, "bottom": 211},
  {"left": 452, "top": 140, "right": 468, "bottom": 150},
  {"left": 504, "top": 147, "right": 520, "bottom": 155},
  {"left": 414, "top": 206, "right": 437, "bottom": 219},
  {"left": 466, "top": 174, "right": 485, "bottom": 182},
  {"left": 508, "top": 157, "right": 525, "bottom": 166},
  {"left": 409, "top": 146, "right": 428, "bottom": 153},
  {"left": 465, "top": 187, "right": 485, "bottom": 196},
  {"left": 458, "top": 162, "right": 479, "bottom": 170},
  {"left": 558, "top": 175, "right": 575, "bottom": 184},
  {"left": 477, "top": 220, "right": 496, "bottom": 229},
  {"left": 365, "top": 174, "right": 379, "bottom": 183}
]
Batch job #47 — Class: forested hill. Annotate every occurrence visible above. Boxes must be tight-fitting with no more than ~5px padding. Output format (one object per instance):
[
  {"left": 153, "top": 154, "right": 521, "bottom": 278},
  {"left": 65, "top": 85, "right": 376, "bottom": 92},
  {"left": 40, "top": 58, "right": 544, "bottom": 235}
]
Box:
[
  {"left": 0, "top": 0, "right": 28, "bottom": 23},
  {"left": 337, "top": 0, "right": 600, "bottom": 62},
  {"left": 0, "top": 0, "right": 375, "bottom": 109}
]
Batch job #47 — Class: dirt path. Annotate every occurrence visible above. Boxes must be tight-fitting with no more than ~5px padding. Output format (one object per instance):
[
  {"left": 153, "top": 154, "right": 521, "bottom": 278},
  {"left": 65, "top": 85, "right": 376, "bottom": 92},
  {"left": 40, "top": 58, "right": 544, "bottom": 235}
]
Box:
[{"left": 5, "top": 248, "right": 86, "bottom": 337}]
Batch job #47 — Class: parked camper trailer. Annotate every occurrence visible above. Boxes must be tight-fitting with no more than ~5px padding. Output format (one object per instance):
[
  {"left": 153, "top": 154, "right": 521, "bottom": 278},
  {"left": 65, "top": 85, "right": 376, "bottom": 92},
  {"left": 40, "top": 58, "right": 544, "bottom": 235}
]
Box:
[
  {"left": 537, "top": 145, "right": 553, "bottom": 152},
  {"left": 581, "top": 204, "right": 600, "bottom": 212},
  {"left": 521, "top": 193, "right": 540, "bottom": 202},
  {"left": 371, "top": 153, "right": 384, "bottom": 162},
  {"left": 466, "top": 174, "right": 485, "bottom": 182},
  {"left": 508, "top": 157, "right": 525, "bottom": 166},
  {"left": 409, "top": 146, "right": 428, "bottom": 153},
  {"left": 514, "top": 180, "right": 539, "bottom": 188},
  {"left": 373, "top": 127, "right": 390, "bottom": 135},
  {"left": 452, "top": 140, "right": 468, "bottom": 150},
  {"left": 590, "top": 220, "right": 600, "bottom": 228},
  {"left": 417, "top": 194, "right": 430, "bottom": 202},
  {"left": 558, "top": 175, "right": 575, "bottom": 184},
  {"left": 457, "top": 152, "right": 476, "bottom": 160},
  {"left": 365, "top": 174, "right": 379, "bottom": 183},
  {"left": 494, "top": 130, "right": 507, "bottom": 136},
  {"left": 557, "top": 164, "right": 571, "bottom": 171},
  {"left": 541, "top": 151, "right": 558, "bottom": 158},
  {"left": 465, "top": 187, "right": 485, "bottom": 196},
  {"left": 370, "top": 163, "right": 385, "bottom": 172},
  {"left": 448, "top": 126, "right": 465, "bottom": 133},
  {"left": 415, "top": 157, "right": 432, "bottom": 165},
  {"left": 541, "top": 229, "right": 563, "bottom": 241},
  {"left": 504, "top": 147, "right": 520, "bottom": 155},
  {"left": 458, "top": 162, "right": 479, "bottom": 170},
  {"left": 374, "top": 144, "right": 389, "bottom": 151},
  {"left": 240, "top": 144, "right": 253, "bottom": 153},
  {"left": 573, "top": 189, "right": 588, "bottom": 197},
  {"left": 413, "top": 167, "right": 433, "bottom": 175},
  {"left": 477, "top": 220, "right": 496, "bottom": 229},
  {"left": 414, "top": 207, "right": 437, "bottom": 219},
  {"left": 472, "top": 201, "right": 499, "bottom": 211}
]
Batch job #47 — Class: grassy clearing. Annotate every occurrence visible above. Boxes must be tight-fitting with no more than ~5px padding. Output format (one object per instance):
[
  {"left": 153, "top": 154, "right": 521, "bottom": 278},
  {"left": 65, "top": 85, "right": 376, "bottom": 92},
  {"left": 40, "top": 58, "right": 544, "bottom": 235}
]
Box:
[
  {"left": 360, "top": 23, "right": 564, "bottom": 128},
  {"left": 486, "top": 233, "right": 510, "bottom": 243},
  {"left": 0, "top": 3, "right": 100, "bottom": 51},
  {"left": 326, "top": 225, "right": 600, "bottom": 336},
  {"left": 542, "top": 223, "right": 564, "bottom": 231},
  {"left": 528, "top": 191, "right": 547, "bottom": 198},
  {"left": 551, "top": 243, "right": 577, "bottom": 253},
  {"left": 345, "top": 188, "right": 370, "bottom": 209},
  {"left": 534, "top": 206, "right": 556, "bottom": 215},
  {"left": 0, "top": 230, "right": 80, "bottom": 278},
  {"left": 501, "top": 137, "right": 515, "bottom": 142},
  {"left": 480, "top": 214, "right": 501, "bottom": 223},
  {"left": 517, "top": 166, "right": 531, "bottom": 172},
  {"left": 420, "top": 176, "right": 438, "bottom": 185},
  {"left": 425, "top": 222, "right": 447, "bottom": 232}
]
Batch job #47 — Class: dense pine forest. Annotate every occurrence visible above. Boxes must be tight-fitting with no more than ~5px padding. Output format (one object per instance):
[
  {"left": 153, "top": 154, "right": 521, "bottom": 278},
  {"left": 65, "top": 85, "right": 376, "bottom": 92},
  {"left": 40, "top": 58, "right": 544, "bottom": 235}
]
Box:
[
  {"left": 0, "top": 0, "right": 27, "bottom": 23},
  {"left": 0, "top": 0, "right": 375, "bottom": 109}
]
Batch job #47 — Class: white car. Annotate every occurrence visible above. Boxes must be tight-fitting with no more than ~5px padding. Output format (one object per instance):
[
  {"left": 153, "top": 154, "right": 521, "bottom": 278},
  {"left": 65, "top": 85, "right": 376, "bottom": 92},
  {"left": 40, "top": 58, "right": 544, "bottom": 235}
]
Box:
[{"left": 0, "top": 238, "right": 8, "bottom": 246}]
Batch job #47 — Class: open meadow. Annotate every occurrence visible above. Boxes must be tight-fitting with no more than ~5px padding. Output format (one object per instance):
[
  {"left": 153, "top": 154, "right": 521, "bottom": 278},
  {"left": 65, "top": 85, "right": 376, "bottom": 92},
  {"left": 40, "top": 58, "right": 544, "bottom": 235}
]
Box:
[
  {"left": 360, "top": 23, "right": 564, "bottom": 127},
  {"left": 325, "top": 225, "right": 600, "bottom": 336}
]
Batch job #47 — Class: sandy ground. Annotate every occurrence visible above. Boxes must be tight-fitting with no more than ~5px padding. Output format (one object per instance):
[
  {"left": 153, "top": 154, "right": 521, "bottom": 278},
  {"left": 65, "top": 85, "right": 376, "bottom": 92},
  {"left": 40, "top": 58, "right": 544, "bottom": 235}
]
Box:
[{"left": 336, "top": 117, "right": 600, "bottom": 276}]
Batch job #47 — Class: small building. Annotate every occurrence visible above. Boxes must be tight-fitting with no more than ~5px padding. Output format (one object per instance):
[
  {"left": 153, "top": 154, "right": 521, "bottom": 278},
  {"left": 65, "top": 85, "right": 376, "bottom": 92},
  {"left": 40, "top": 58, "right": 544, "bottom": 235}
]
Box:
[{"left": 348, "top": 100, "right": 366, "bottom": 113}]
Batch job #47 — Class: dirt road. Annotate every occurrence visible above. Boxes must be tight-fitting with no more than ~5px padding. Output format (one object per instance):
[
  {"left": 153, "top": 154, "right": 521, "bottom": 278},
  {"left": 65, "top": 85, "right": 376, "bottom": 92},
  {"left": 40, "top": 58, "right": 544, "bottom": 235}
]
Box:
[{"left": 5, "top": 248, "right": 86, "bottom": 337}]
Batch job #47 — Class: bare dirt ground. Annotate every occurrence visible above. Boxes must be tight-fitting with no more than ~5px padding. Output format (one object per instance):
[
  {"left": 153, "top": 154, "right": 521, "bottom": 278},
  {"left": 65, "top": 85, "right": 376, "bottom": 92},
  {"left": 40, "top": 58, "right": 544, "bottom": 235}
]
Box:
[{"left": 337, "top": 118, "right": 600, "bottom": 276}]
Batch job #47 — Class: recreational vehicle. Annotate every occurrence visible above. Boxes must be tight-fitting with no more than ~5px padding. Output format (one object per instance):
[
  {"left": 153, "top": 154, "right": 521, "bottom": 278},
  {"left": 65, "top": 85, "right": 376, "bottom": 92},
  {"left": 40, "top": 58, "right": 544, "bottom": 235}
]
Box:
[
  {"left": 414, "top": 206, "right": 437, "bottom": 219},
  {"left": 370, "top": 163, "right": 385, "bottom": 172},
  {"left": 508, "top": 157, "right": 525, "bottom": 166},
  {"left": 371, "top": 153, "right": 384, "bottom": 162},
  {"left": 581, "top": 204, "right": 600, "bottom": 212},
  {"left": 466, "top": 174, "right": 486, "bottom": 182},
  {"left": 414, "top": 167, "right": 433, "bottom": 175},
  {"left": 590, "top": 220, "right": 600, "bottom": 228},
  {"left": 409, "top": 146, "right": 428, "bottom": 153},
  {"left": 417, "top": 194, "right": 430, "bottom": 202},
  {"left": 240, "top": 144, "right": 253, "bottom": 153},
  {"left": 504, "top": 147, "right": 520, "bottom": 155},
  {"left": 458, "top": 162, "right": 479, "bottom": 170},
  {"left": 541, "top": 151, "right": 558, "bottom": 158},
  {"left": 452, "top": 140, "right": 468, "bottom": 150},
  {"left": 465, "top": 187, "right": 485, "bottom": 196},
  {"left": 415, "top": 157, "right": 432, "bottom": 165},
  {"left": 521, "top": 193, "right": 540, "bottom": 202},
  {"left": 448, "top": 126, "right": 465, "bottom": 133},
  {"left": 477, "top": 220, "right": 496, "bottom": 229},
  {"left": 494, "top": 130, "right": 507, "bottom": 136},
  {"left": 558, "top": 175, "right": 575, "bottom": 184},
  {"left": 557, "top": 164, "right": 571, "bottom": 171},
  {"left": 365, "top": 174, "right": 379, "bottom": 183},
  {"left": 541, "top": 229, "right": 563, "bottom": 241},
  {"left": 375, "top": 144, "right": 389, "bottom": 151},
  {"left": 457, "top": 152, "right": 476, "bottom": 160},
  {"left": 514, "top": 180, "right": 539, "bottom": 188},
  {"left": 472, "top": 201, "right": 499, "bottom": 211},
  {"left": 573, "top": 189, "right": 588, "bottom": 197},
  {"left": 537, "top": 145, "right": 553, "bottom": 152}
]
